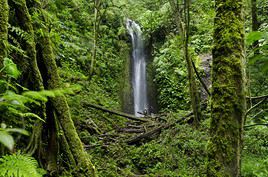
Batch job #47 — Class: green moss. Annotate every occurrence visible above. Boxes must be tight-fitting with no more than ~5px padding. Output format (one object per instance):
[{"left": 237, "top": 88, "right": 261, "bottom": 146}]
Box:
[
  {"left": 37, "top": 31, "right": 96, "bottom": 176},
  {"left": 119, "top": 42, "right": 133, "bottom": 113},
  {"left": 12, "top": 0, "right": 44, "bottom": 91},
  {"left": 0, "top": 0, "right": 9, "bottom": 68},
  {"left": 208, "top": 0, "right": 246, "bottom": 176}
]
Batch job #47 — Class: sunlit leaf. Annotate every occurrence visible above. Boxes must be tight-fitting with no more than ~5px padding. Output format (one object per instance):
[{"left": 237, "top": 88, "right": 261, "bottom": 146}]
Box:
[
  {"left": 0, "top": 131, "right": 14, "bottom": 150},
  {"left": 246, "top": 31, "right": 266, "bottom": 45},
  {"left": 3, "top": 58, "right": 21, "bottom": 79},
  {"left": 5, "top": 128, "right": 29, "bottom": 136}
]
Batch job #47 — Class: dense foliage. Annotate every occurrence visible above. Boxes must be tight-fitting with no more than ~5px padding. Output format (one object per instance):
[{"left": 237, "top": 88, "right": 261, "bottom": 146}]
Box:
[{"left": 0, "top": 0, "right": 267, "bottom": 176}]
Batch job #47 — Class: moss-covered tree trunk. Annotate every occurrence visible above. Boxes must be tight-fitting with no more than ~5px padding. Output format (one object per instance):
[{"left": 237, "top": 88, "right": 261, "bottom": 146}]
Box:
[
  {"left": 251, "top": 0, "right": 260, "bottom": 55},
  {"left": 37, "top": 32, "right": 96, "bottom": 177},
  {"left": 0, "top": 0, "right": 9, "bottom": 68},
  {"left": 207, "top": 0, "right": 246, "bottom": 176},
  {"left": 13, "top": 0, "right": 44, "bottom": 91},
  {"left": 11, "top": 0, "right": 46, "bottom": 158}
]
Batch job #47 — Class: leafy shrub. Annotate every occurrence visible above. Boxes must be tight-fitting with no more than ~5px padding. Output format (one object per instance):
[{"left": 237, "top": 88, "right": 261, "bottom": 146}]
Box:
[
  {"left": 153, "top": 36, "right": 190, "bottom": 111},
  {"left": 242, "top": 156, "right": 268, "bottom": 177}
]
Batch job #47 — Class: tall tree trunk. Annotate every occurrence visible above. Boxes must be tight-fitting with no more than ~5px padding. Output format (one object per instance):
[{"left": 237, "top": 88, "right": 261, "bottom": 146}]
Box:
[
  {"left": 13, "top": 0, "right": 44, "bottom": 91},
  {"left": 251, "top": 0, "right": 259, "bottom": 54},
  {"left": 168, "top": 0, "right": 184, "bottom": 35},
  {"left": 169, "top": 0, "right": 201, "bottom": 126},
  {"left": 37, "top": 32, "right": 97, "bottom": 177},
  {"left": 11, "top": 0, "right": 46, "bottom": 160},
  {"left": 207, "top": 0, "right": 246, "bottom": 176},
  {"left": 251, "top": 0, "right": 259, "bottom": 31},
  {"left": 184, "top": 0, "right": 201, "bottom": 126},
  {"left": 90, "top": 0, "right": 100, "bottom": 75},
  {"left": 0, "top": 0, "right": 9, "bottom": 69}
]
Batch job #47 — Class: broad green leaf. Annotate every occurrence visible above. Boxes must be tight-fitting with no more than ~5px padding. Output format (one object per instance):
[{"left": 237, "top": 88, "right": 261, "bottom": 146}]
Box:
[
  {"left": 246, "top": 31, "right": 265, "bottom": 45},
  {"left": 0, "top": 130, "right": 14, "bottom": 150},
  {"left": 3, "top": 58, "right": 21, "bottom": 79}
]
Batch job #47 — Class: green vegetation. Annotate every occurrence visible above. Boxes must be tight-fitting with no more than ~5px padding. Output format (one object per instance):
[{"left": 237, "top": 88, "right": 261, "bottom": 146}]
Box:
[
  {"left": 0, "top": 0, "right": 267, "bottom": 176},
  {"left": 0, "top": 153, "right": 46, "bottom": 177}
]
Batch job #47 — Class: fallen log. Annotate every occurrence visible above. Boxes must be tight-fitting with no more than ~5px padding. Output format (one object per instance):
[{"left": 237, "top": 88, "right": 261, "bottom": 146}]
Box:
[
  {"left": 126, "top": 112, "right": 193, "bottom": 145},
  {"left": 82, "top": 102, "right": 148, "bottom": 122},
  {"left": 126, "top": 125, "right": 166, "bottom": 145}
]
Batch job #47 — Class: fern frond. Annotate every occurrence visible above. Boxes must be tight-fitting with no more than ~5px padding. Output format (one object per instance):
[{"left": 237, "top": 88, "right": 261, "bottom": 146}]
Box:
[
  {"left": 8, "top": 25, "right": 30, "bottom": 42},
  {"left": 8, "top": 43, "right": 28, "bottom": 58},
  {"left": 0, "top": 153, "right": 46, "bottom": 177},
  {"left": 8, "top": 34, "right": 21, "bottom": 48}
]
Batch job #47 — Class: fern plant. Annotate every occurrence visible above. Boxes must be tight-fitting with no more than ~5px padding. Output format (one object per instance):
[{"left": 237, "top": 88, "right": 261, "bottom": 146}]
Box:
[
  {"left": 0, "top": 58, "right": 80, "bottom": 151},
  {"left": 0, "top": 153, "right": 46, "bottom": 177}
]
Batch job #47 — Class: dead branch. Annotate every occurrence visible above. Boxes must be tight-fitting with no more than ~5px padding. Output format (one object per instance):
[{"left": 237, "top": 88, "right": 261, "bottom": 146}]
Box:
[
  {"left": 246, "top": 97, "right": 267, "bottom": 116},
  {"left": 244, "top": 123, "right": 268, "bottom": 128},
  {"left": 191, "top": 59, "right": 211, "bottom": 96},
  {"left": 247, "top": 94, "right": 268, "bottom": 100}
]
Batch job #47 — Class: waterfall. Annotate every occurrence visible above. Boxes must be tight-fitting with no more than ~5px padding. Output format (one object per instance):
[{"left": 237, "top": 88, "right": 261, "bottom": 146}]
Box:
[{"left": 126, "top": 19, "right": 148, "bottom": 117}]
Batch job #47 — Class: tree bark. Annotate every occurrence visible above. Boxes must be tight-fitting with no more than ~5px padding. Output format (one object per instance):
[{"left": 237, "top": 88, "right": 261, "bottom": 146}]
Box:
[
  {"left": 251, "top": 0, "right": 260, "bottom": 54},
  {"left": 251, "top": 0, "right": 259, "bottom": 31},
  {"left": 207, "top": 0, "right": 246, "bottom": 176},
  {"left": 0, "top": 0, "right": 9, "bottom": 69},
  {"left": 184, "top": 0, "right": 201, "bottom": 126},
  {"left": 13, "top": 0, "right": 44, "bottom": 91},
  {"left": 82, "top": 102, "right": 148, "bottom": 122},
  {"left": 90, "top": 0, "right": 100, "bottom": 75},
  {"left": 37, "top": 32, "right": 97, "bottom": 177},
  {"left": 169, "top": 0, "right": 201, "bottom": 126}
]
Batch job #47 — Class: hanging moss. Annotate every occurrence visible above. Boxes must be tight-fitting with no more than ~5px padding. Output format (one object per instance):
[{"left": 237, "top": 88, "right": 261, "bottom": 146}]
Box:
[
  {"left": 0, "top": 0, "right": 9, "bottom": 68},
  {"left": 207, "top": 0, "right": 246, "bottom": 176}
]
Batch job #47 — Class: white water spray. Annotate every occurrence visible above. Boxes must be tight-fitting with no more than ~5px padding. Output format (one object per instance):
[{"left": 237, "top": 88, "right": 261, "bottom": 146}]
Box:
[{"left": 126, "top": 19, "right": 148, "bottom": 117}]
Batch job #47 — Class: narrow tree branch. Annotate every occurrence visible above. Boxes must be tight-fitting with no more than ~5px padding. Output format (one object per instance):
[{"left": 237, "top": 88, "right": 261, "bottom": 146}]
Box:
[
  {"left": 247, "top": 94, "right": 268, "bottom": 100},
  {"left": 244, "top": 123, "right": 268, "bottom": 128},
  {"left": 191, "top": 59, "right": 211, "bottom": 96},
  {"left": 246, "top": 97, "right": 267, "bottom": 116}
]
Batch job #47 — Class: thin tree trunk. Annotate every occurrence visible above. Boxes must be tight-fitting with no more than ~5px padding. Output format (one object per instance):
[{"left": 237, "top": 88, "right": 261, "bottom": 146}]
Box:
[
  {"left": 0, "top": 0, "right": 9, "bottom": 69},
  {"left": 90, "top": 0, "right": 100, "bottom": 75},
  {"left": 251, "top": 0, "right": 259, "bottom": 54},
  {"left": 184, "top": 0, "right": 201, "bottom": 126},
  {"left": 169, "top": 0, "right": 201, "bottom": 126},
  {"left": 168, "top": 0, "right": 184, "bottom": 35},
  {"left": 207, "top": 0, "right": 246, "bottom": 176}
]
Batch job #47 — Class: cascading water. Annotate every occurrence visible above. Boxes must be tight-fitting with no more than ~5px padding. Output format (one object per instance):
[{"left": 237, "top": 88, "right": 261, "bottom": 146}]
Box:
[{"left": 126, "top": 19, "right": 148, "bottom": 117}]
